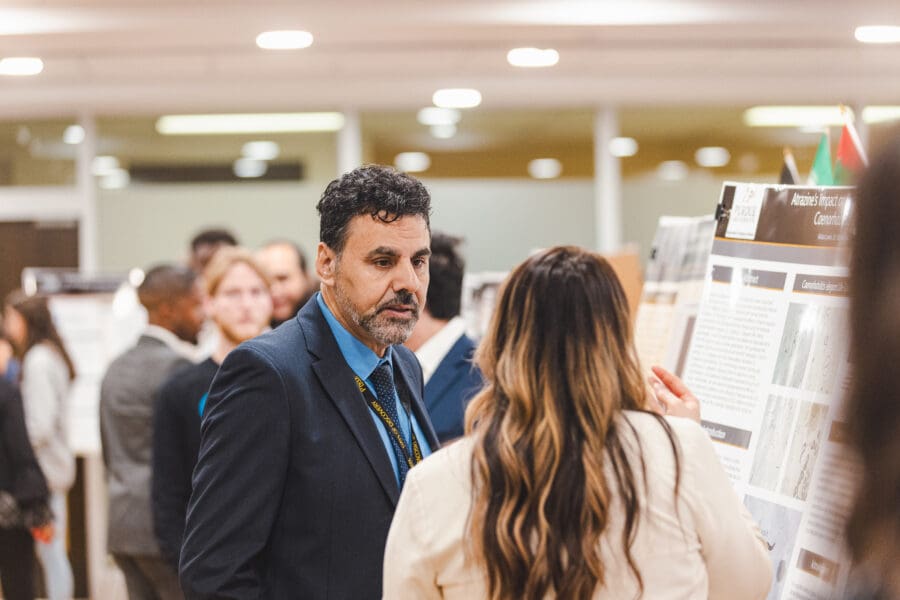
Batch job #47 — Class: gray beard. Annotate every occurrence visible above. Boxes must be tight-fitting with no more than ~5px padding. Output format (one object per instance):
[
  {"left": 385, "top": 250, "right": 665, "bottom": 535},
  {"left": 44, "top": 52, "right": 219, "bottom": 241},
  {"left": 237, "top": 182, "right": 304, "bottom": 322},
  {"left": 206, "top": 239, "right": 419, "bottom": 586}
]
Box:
[{"left": 333, "top": 281, "right": 419, "bottom": 348}]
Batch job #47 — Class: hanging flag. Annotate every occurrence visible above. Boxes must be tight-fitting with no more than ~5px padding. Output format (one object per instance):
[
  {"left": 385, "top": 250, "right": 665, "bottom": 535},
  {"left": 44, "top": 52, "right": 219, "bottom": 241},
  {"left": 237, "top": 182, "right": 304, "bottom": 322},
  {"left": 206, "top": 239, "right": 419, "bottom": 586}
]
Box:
[
  {"left": 833, "top": 122, "right": 868, "bottom": 185},
  {"left": 779, "top": 147, "right": 801, "bottom": 185},
  {"left": 807, "top": 132, "right": 834, "bottom": 186}
]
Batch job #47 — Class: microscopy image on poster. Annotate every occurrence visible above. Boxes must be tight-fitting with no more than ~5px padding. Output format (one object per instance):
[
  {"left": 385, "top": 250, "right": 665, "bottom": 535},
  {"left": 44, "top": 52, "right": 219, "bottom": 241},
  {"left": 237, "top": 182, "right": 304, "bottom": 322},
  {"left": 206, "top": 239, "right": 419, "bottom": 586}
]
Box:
[
  {"left": 802, "top": 307, "right": 846, "bottom": 396},
  {"left": 749, "top": 395, "right": 799, "bottom": 492},
  {"left": 745, "top": 495, "right": 804, "bottom": 600},
  {"left": 780, "top": 401, "right": 830, "bottom": 501},
  {"left": 772, "top": 303, "right": 817, "bottom": 389}
]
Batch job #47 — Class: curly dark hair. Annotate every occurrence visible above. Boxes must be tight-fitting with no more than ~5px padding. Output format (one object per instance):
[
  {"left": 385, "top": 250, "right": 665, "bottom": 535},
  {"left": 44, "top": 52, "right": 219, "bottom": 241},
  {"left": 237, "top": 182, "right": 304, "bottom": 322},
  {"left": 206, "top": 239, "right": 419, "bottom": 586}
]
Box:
[
  {"left": 426, "top": 232, "right": 465, "bottom": 320},
  {"left": 316, "top": 165, "right": 431, "bottom": 253}
]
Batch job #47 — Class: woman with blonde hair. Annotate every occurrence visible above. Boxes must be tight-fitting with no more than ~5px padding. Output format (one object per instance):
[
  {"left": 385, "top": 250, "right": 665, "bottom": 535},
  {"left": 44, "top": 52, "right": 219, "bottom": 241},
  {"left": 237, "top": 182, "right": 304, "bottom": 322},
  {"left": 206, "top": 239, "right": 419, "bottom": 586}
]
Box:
[
  {"left": 384, "top": 246, "right": 771, "bottom": 599},
  {"left": 3, "top": 292, "right": 75, "bottom": 600}
]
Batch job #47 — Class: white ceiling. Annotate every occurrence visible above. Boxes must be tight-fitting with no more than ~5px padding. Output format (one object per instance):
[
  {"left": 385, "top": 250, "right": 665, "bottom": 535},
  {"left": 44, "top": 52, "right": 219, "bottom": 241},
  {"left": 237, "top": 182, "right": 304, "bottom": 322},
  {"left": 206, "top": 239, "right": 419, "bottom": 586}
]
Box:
[{"left": 1, "top": 0, "right": 900, "bottom": 118}]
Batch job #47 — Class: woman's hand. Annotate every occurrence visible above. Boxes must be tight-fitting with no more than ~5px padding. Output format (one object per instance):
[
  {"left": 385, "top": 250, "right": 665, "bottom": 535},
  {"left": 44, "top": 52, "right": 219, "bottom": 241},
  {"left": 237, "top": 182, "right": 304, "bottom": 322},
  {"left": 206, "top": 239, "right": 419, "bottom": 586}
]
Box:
[
  {"left": 31, "top": 523, "right": 54, "bottom": 544},
  {"left": 648, "top": 365, "right": 701, "bottom": 423}
]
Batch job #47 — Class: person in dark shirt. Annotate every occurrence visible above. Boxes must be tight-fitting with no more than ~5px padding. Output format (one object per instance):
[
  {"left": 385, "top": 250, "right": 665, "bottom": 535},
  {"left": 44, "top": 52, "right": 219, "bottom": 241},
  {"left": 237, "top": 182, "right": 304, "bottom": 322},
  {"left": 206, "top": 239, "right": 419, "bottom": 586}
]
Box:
[
  {"left": 151, "top": 247, "right": 272, "bottom": 571},
  {"left": 0, "top": 377, "right": 54, "bottom": 600}
]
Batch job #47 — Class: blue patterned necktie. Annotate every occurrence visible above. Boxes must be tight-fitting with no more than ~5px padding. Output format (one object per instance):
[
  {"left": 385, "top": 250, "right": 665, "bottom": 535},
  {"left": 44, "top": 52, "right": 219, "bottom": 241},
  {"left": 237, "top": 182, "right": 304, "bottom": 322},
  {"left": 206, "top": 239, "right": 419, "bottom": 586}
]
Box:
[{"left": 370, "top": 361, "right": 411, "bottom": 487}]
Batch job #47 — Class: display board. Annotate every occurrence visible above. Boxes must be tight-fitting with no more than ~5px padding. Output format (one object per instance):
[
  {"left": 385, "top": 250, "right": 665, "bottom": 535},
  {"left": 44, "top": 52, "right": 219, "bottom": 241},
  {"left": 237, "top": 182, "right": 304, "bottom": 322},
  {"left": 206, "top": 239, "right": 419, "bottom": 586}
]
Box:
[
  {"left": 49, "top": 287, "right": 146, "bottom": 454},
  {"left": 682, "top": 183, "right": 857, "bottom": 600},
  {"left": 634, "top": 215, "right": 715, "bottom": 373}
]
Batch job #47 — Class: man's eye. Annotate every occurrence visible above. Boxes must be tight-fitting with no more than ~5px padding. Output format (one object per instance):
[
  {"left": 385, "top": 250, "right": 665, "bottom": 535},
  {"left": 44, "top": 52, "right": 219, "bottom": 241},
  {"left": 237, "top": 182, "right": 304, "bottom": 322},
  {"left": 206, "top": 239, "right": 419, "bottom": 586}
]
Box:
[{"left": 374, "top": 259, "right": 392, "bottom": 268}]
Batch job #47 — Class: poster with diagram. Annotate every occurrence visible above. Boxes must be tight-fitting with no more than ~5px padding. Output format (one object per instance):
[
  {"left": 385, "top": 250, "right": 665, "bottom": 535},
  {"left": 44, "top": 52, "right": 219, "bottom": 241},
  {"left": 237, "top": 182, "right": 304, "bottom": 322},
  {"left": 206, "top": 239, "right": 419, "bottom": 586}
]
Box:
[
  {"left": 634, "top": 214, "right": 716, "bottom": 374},
  {"left": 681, "top": 183, "right": 858, "bottom": 600}
]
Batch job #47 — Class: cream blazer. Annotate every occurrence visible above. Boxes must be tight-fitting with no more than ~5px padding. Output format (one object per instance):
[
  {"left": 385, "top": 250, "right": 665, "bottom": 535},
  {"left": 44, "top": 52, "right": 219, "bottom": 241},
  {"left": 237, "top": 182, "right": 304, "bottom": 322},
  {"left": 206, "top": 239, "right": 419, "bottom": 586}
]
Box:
[{"left": 384, "top": 411, "right": 772, "bottom": 599}]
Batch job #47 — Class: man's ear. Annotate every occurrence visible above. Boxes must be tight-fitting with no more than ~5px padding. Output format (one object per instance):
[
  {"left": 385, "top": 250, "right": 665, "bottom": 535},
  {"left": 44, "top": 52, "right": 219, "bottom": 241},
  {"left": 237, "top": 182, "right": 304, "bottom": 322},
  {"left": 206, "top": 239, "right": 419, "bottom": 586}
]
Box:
[{"left": 316, "top": 242, "right": 337, "bottom": 286}]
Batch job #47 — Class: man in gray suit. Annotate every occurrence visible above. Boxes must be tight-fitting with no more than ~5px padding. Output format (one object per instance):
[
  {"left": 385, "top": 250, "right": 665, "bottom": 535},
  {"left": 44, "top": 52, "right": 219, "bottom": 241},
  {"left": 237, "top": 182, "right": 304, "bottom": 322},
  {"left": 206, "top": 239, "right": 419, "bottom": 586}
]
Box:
[{"left": 100, "top": 265, "right": 205, "bottom": 600}]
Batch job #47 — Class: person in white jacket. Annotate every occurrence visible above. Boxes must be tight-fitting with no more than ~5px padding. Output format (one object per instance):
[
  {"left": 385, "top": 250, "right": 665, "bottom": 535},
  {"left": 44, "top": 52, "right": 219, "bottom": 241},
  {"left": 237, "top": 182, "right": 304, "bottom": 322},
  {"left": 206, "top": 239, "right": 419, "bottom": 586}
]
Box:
[
  {"left": 384, "top": 246, "right": 772, "bottom": 600},
  {"left": 4, "top": 291, "right": 76, "bottom": 600}
]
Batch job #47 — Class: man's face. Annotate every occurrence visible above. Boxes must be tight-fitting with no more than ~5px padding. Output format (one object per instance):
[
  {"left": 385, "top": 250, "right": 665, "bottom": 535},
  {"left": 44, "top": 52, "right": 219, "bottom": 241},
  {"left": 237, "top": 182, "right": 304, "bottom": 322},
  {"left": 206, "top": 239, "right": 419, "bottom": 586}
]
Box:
[
  {"left": 208, "top": 262, "right": 273, "bottom": 344},
  {"left": 256, "top": 244, "right": 310, "bottom": 322},
  {"left": 317, "top": 214, "right": 431, "bottom": 355},
  {"left": 170, "top": 282, "right": 207, "bottom": 345}
]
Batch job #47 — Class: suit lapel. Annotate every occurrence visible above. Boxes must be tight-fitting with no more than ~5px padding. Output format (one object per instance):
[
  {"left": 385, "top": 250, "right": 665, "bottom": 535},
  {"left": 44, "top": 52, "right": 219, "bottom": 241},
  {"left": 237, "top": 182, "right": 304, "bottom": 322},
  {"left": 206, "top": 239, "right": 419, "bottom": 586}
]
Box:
[
  {"left": 423, "top": 336, "right": 469, "bottom": 412},
  {"left": 393, "top": 352, "right": 440, "bottom": 451},
  {"left": 301, "top": 302, "right": 401, "bottom": 507}
]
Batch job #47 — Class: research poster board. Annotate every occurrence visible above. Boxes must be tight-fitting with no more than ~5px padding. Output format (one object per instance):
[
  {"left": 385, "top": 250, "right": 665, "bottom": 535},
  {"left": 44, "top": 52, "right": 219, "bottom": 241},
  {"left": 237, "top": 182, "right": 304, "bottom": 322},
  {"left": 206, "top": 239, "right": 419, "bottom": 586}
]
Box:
[
  {"left": 681, "top": 183, "right": 857, "bottom": 600},
  {"left": 634, "top": 215, "right": 715, "bottom": 374},
  {"left": 49, "top": 287, "right": 146, "bottom": 454}
]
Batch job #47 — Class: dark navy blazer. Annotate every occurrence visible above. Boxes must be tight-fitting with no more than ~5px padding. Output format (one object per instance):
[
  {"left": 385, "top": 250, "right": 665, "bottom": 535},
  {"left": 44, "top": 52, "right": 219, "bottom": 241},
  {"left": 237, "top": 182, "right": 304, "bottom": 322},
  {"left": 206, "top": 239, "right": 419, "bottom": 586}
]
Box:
[
  {"left": 424, "top": 333, "right": 483, "bottom": 443},
  {"left": 179, "top": 298, "right": 439, "bottom": 600}
]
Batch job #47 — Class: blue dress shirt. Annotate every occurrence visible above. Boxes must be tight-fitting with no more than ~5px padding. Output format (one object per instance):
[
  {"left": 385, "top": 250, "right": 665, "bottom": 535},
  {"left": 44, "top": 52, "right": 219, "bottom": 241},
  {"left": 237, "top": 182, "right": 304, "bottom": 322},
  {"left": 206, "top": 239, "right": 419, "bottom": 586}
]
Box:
[{"left": 316, "top": 294, "right": 432, "bottom": 484}]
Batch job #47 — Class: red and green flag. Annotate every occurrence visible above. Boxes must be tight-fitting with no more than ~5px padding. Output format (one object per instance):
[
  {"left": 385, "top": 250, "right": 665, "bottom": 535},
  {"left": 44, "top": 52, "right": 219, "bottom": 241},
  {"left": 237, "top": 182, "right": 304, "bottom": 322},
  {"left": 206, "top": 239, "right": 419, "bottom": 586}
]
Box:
[
  {"left": 833, "top": 122, "right": 868, "bottom": 185},
  {"left": 807, "top": 132, "right": 834, "bottom": 186}
]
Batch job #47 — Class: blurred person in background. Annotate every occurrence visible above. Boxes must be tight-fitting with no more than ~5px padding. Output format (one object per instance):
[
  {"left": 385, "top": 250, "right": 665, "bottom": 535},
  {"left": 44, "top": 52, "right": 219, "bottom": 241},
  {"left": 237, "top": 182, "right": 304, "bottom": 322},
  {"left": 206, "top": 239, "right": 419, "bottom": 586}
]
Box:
[
  {"left": 152, "top": 248, "right": 272, "bottom": 572},
  {"left": 0, "top": 377, "right": 55, "bottom": 600},
  {"left": 3, "top": 292, "right": 76, "bottom": 600},
  {"left": 256, "top": 240, "right": 314, "bottom": 327},
  {"left": 188, "top": 228, "right": 238, "bottom": 274},
  {"left": 100, "top": 265, "right": 205, "bottom": 600},
  {"left": 1, "top": 335, "right": 21, "bottom": 384},
  {"left": 404, "top": 233, "right": 482, "bottom": 443},
  {"left": 384, "top": 246, "right": 771, "bottom": 599},
  {"left": 845, "top": 133, "right": 900, "bottom": 600}
]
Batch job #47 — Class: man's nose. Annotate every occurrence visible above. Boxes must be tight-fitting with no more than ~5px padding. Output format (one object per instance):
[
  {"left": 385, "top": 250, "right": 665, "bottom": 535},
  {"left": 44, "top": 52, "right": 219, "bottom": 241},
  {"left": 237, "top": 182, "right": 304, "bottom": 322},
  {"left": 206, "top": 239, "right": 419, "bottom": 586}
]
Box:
[{"left": 392, "top": 260, "right": 421, "bottom": 293}]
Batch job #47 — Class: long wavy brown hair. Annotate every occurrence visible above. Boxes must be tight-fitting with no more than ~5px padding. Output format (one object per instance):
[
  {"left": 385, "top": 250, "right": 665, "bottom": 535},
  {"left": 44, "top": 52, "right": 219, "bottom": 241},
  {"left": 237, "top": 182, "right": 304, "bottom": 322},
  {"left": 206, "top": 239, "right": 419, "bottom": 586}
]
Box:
[
  {"left": 465, "top": 246, "right": 680, "bottom": 600},
  {"left": 846, "top": 133, "right": 900, "bottom": 596},
  {"left": 5, "top": 291, "right": 76, "bottom": 380}
]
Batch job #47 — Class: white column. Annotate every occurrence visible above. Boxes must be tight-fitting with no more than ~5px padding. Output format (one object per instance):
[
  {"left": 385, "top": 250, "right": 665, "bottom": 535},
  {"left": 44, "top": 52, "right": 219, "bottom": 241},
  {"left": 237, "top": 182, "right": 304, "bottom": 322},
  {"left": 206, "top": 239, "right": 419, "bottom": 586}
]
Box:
[
  {"left": 336, "top": 109, "right": 362, "bottom": 175},
  {"left": 76, "top": 113, "right": 99, "bottom": 273},
  {"left": 593, "top": 108, "right": 623, "bottom": 253}
]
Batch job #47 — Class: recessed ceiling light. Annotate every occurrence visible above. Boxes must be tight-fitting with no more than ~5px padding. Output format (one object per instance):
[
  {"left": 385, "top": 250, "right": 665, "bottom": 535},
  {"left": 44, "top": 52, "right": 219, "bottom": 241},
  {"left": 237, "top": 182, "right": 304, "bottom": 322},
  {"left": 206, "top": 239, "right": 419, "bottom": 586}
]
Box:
[
  {"left": 256, "top": 30, "right": 314, "bottom": 50},
  {"left": 63, "top": 125, "right": 85, "bottom": 145},
  {"left": 432, "top": 88, "right": 482, "bottom": 109},
  {"left": 862, "top": 106, "right": 900, "bottom": 124},
  {"left": 394, "top": 152, "right": 431, "bottom": 173},
  {"left": 507, "top": 47, "right": 559, "bottom": 68},
  {"left": 92, "top": 156, "right": 120, "bottom": 176},
  {"left": 0, "top": 57, "right": 43, "bottom": 76},
  {"left": 609, "top": 137, "right": 639, "bottom": 158},
  {"left": 695, "top": 147, "right": 730, "bottom": 168},
  {"left": 430, "top": 124, "right": 457, "bottom": 139},
  {"left": 854, "top": 25, "right": 900, "bottom": 44},
  {"left": 155, "top": 113, "right": 345, "bottom": 135},
  {"left": 743, "top": 106, "right": 848, "bottom": 128},
  {"left": 657, "top": 160, "right": 688, "bottom": 181},
  {"left": 241, "top": 141, "right": 280, "bottom": 160},
  {"left": 417, "top": 107, "right": 461, "bottom": 126},
  {"left": 233, "top": 158, "right": 268, "bottom": 178},
  {"left": 528, "top": 158, "right": 562, "bottom": 179}
]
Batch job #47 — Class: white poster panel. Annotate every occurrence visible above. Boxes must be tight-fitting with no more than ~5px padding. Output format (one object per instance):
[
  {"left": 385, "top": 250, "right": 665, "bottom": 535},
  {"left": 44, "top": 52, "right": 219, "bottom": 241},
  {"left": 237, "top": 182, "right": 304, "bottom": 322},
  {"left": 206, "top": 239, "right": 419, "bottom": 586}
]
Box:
[{"left": 682, "top": 183, "right": 857, "bottom": 600}]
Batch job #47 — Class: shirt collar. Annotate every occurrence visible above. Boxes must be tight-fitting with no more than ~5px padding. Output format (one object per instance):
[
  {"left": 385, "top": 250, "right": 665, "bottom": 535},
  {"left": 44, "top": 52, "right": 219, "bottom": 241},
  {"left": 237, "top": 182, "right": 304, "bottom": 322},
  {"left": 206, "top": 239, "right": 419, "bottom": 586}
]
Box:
[
  {"left": 414, "top": 316, "right": 468, "bottom": 384},
  {"left": 316, "top": 293, "right": 393, "bottom": 381},
  {"left": 143, "top": 324, "right": 200, "bottom": 362}
]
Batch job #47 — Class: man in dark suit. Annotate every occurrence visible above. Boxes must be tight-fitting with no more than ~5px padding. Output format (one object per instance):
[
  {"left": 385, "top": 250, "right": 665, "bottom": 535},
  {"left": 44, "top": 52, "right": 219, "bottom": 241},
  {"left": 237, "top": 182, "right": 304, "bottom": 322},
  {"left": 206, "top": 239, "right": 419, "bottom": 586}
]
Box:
[
  {"left": 404, "top": 233, "right": 482, "bottom": 442},
  {"left": 180, "top": 165, "right": 440, "bottom": 600}
]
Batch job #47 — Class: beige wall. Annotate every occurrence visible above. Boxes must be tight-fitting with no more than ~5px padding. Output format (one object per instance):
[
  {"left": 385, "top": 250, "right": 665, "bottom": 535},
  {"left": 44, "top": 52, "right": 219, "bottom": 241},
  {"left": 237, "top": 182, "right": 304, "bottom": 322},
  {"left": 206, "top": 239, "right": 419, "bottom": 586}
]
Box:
[{"left": 96, "top": 172, "right": 774, "bottom": 274}]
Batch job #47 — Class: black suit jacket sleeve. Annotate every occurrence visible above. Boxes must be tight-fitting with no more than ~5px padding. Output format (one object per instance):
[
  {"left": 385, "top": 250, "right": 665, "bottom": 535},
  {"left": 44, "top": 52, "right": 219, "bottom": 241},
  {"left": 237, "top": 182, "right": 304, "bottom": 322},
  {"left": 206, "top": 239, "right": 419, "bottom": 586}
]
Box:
[
  {"left": 152, "top": 376, "right": 192, "bottom": 570},
  {"left": 179, "top": 345, "right": 291, "bottom": 600},
  {"left": 0, "top": 380, "right": 50, "bottom": 515}
]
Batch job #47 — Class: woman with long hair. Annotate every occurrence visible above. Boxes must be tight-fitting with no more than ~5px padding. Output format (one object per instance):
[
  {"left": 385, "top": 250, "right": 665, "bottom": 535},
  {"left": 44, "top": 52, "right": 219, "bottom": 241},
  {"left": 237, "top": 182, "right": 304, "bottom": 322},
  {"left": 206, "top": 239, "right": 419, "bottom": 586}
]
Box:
[
  {"left": 3, "top": 291, "right": 75, "bottom": 600},
  {"left": 384, "top": 246, "right": 771, "bottom": 599},
  {"left": 844, "top": 133, "right": 900, "bottom": 600}
]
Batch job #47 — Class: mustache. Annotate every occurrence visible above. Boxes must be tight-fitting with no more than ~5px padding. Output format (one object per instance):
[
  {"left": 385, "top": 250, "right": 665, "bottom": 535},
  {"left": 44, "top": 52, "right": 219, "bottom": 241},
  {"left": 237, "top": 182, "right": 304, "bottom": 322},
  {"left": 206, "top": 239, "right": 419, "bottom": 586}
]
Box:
[{"left": 376, "top": 290, "right": 419, "bottom": 313}]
